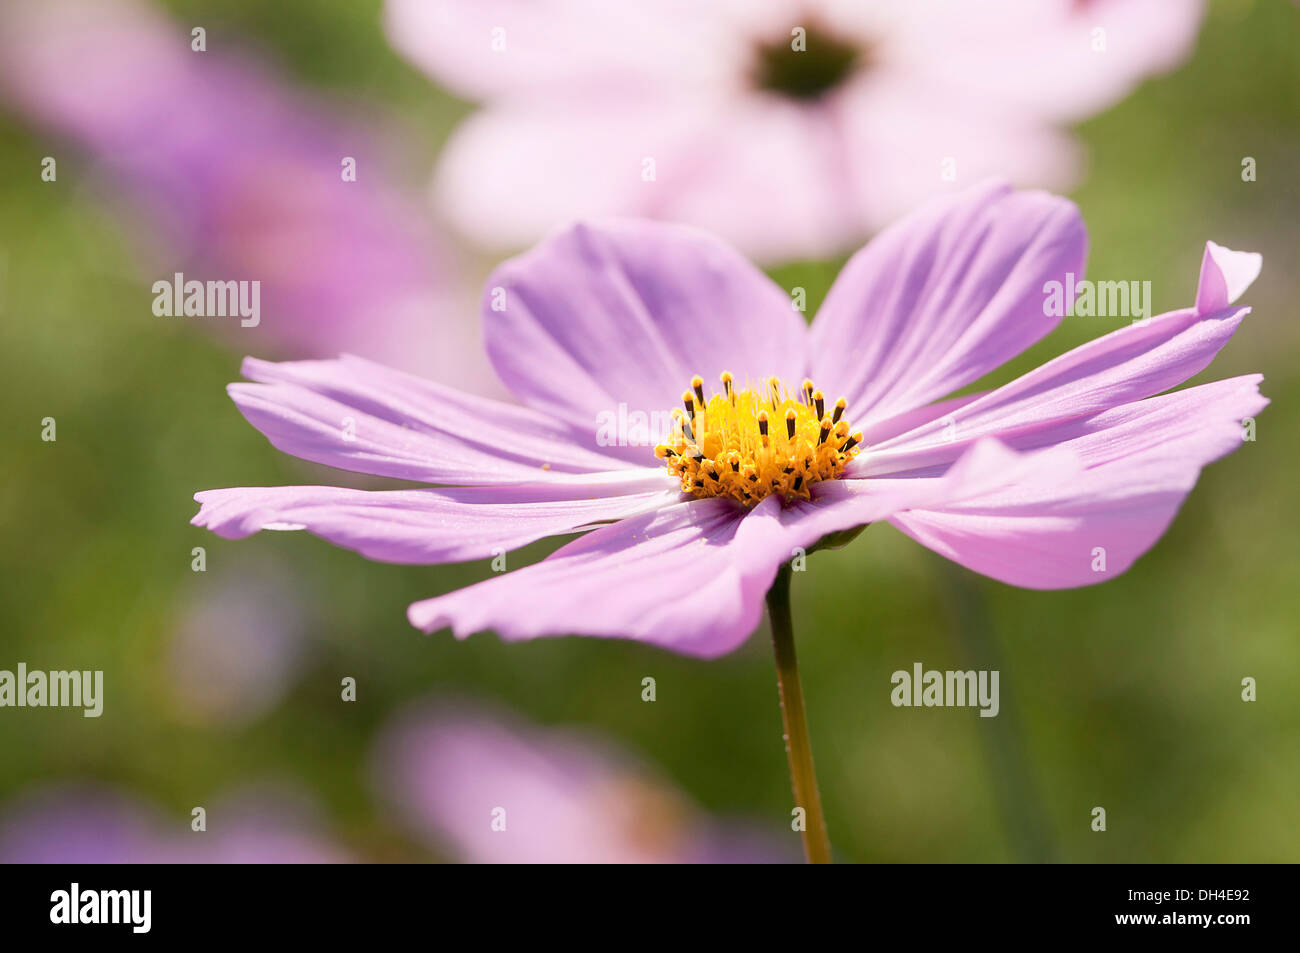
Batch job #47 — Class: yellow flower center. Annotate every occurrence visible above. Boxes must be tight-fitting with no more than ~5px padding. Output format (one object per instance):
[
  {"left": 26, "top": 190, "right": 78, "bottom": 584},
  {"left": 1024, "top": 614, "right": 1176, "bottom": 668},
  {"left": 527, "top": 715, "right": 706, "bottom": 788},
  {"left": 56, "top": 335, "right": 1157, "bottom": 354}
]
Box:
[{"left": 655, "top": 373, "right": 863, "bottom": 505}]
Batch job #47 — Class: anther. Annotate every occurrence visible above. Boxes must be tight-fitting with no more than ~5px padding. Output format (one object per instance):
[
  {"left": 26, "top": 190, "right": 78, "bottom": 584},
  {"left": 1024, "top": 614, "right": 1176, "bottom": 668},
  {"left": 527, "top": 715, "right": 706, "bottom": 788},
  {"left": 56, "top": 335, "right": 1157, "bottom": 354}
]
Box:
[{"left": 654, "top": 374, "right": 861, "bottom": 506}]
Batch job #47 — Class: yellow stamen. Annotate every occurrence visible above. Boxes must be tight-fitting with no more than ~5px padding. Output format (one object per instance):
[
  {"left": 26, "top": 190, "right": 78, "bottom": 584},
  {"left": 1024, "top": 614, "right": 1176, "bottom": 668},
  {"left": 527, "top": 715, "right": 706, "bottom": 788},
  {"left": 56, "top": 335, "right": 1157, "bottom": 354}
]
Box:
[{"left": 654, "top": 373, "right": 864, "bottom": 505}]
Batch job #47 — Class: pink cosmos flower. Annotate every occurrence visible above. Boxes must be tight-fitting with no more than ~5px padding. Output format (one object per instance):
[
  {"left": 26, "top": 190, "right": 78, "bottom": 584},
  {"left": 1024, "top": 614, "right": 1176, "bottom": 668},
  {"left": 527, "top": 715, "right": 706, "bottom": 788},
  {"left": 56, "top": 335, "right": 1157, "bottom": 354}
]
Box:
[
  {"left": 372, "top": 700, "right": 793, "bottom": 863},
  {"left": 0, "top": 0, "right": 495, "bottom": 393},
  {"left": 192, "top": 183, "right": 1265, "bottom": 659},
  {"left": 384, "top": 0, "right": 1203, "bottom": 262}
]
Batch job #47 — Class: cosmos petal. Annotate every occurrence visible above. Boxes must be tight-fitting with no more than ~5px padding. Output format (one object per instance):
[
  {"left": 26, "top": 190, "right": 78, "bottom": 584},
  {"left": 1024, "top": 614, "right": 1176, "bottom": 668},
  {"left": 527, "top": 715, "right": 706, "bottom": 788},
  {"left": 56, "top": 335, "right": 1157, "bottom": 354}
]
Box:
[
  {"left": 482, "top": 219, "right": 809, "bottom": 444},
  {"left": 862, "top": 241, "right": 1258, "bottom": 476},
  {"left": 408, "top": 497, "right": 796, "bottom": 658},
  {"left": 192, "top": 483, "right": 677, "bottom": 565},
  {"left": 888, "top": 376, "right": 1267, "bottom": 588},
  {"left": 229, "top": 354, "right": 648, "bottom": 485},
  {"left": 809, "top": 181, "right": 1086, "bottom": 426}
]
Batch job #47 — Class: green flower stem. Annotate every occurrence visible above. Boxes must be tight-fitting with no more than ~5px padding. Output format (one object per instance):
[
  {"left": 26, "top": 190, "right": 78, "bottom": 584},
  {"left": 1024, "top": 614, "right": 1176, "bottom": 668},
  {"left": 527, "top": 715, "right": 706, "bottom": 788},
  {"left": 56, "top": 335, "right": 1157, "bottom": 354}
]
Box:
[{"left": 766, "top": 562, "right": 832, "bottom": 864}]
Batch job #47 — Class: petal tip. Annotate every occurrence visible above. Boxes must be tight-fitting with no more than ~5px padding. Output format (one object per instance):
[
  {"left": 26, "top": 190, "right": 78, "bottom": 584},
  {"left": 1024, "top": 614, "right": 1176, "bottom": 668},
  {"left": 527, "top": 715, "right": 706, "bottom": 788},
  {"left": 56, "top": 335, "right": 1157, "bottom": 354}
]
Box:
[{"left": 1196, "top": 241, "right": 1262, "bottom": 314}]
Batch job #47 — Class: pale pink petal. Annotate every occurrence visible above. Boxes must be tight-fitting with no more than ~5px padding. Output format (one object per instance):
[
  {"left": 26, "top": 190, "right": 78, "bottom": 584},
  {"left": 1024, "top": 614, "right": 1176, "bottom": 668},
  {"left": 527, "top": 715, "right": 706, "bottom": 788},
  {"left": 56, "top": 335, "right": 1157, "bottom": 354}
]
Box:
[
  {"left": 193, "top": 484, "right": 676, "bottom": 565},
  {"left": 859, "top": 391, "right": 987, "bottom": 446},
  {"left": 889, "top": 376, "right": 1267, "bottom": 588},
  {"left": 432, "top": 99, "right": 686, "bottom": 253},
  {"left": 780, "top": 437, "right": 1079, "bottom": 545},
  {"left": 409, "top": 498, "right": 787, "bottom": 658},
  {"left": 229, "top": 355, "right": 646, "bottom": 484},
  {"left": 810, "top": 182, "right": 1087, "bottom": 425},
  {"left": 1195, "top": 241, "right": 1262, "bottom": 314},
  {"left": 645, "top": 93, "right": 870, "bottom": 263},
  {"left": 835, "top": 77, "right": 1084, "bottom": 237},
  {"left": 483, "top": 219, "right": 809, "bottom": 436},
  {"left": 901, "top": 0, "right": 1206, "bottom": 124},
  {"left": 383, "top": 0, "right": 731, "bottom": 101},
  {"left": 407, "top": 439, "right": 1068, "bottom": 655},
  {"left": 863, "top": 242, "right": 1259, "bottom": 476}
]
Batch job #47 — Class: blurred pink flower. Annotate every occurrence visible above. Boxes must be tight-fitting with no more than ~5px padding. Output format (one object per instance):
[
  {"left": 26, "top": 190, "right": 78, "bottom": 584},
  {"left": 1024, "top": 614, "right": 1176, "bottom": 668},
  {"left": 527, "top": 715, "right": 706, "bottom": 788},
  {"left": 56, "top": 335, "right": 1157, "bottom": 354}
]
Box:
[
  {"left": 0, "top": 784, "right": 348, "bottom": 863},
  {"left": 385, "top": 0, "right": 1203, "bottom": 262},
  {"left": 165, "top": 565, "right": 308, "bottom": 726},
  {"left": 0, "top": 0, "right": 497, "bottom": 394},
  {"left": 372, "top": 700, "right": 793, "bottom": 863}
]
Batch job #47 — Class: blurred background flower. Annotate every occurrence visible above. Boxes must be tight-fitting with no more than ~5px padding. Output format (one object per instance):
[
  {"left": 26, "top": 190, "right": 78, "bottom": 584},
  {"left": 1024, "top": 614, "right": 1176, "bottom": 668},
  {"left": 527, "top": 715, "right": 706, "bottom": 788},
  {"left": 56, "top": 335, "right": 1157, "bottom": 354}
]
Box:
[
  {"left": 372, "top": 699, "right": 793, "bottom": 863},
  {"left": 164, "top": 562, "right": 308, "bottom": 726},
  {"left": 385, "top": 0, "right": 1202, "bottom": 262},
  {"left": 0, "top": 783, "right": 348, "bottom": 863},
  {"left": 0, "top": 701, "right": 791, "bottom": 863},
  {"left": 0, "top": 0, "right": 498, "bottom": 394}
]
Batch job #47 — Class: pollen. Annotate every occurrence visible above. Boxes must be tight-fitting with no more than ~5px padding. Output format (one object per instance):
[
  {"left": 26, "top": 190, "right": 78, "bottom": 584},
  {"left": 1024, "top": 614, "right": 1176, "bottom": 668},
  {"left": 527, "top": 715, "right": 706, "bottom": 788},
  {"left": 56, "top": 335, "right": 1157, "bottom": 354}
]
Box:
[{"left": 654, "top": 373, "right": 863, "bottom": 505}]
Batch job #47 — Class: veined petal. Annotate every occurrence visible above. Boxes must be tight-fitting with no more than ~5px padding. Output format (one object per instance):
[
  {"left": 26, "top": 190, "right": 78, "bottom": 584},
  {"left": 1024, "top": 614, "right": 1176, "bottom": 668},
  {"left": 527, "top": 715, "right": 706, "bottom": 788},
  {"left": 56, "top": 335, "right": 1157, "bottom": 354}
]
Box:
[
  {"left": 1195, "top": 240, "right": 1261, "bottom": 314},
  {"left": 888, "top": 376, "right": 1268, "bottom": 589},
  {"left": 193, "top": 483, "right": 677, "bottom": 565},
  {"left": 407, "top": 439, "right": 1068, "bottom": 656},
  {"left": 483, "top": 219, "right": 810, "bottom": 444},
  {"left": 229, "top": 354, "right": 645, "bottom": 484},
  {"left": 409, "top": 497, "right": 799, "bottom": 658},
  {"left": 858, "top": 391, "right": 987, "bottom": 448},
  {"left": 810, "top": 182, "right": 1087, "bottom": 427},
  {"left": 863, "top": 241, "right": 1259, "bottom": 476},
  {"left": 780, "top": 437, "right": 1085, "bottom": 546}
]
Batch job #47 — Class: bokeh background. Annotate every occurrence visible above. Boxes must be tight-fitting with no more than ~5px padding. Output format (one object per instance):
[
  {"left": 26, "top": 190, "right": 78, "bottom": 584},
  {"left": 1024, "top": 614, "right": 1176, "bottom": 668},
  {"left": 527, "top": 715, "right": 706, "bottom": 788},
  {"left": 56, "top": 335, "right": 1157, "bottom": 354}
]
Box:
[{"left": 1, "top": 0, "right": 1296, "bottom": 862}]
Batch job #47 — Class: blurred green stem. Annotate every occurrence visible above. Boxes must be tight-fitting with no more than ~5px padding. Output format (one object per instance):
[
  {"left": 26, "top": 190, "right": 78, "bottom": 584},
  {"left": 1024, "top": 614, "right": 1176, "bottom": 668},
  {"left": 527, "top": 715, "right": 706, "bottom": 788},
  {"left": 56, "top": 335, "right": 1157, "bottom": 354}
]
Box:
[
  {"left": 937, "top": 561, "right": 1056, "bottom": 862},
  {"left": 767, "top": 563, "right": 833, "bottom": 864}
]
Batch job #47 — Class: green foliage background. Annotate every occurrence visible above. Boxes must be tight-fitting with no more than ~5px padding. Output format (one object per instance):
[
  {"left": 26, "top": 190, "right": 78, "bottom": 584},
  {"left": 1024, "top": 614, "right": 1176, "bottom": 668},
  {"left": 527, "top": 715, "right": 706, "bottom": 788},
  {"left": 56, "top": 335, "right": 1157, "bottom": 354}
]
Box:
[{"left": 1, "top": 0, "right": 1295, "bottom": 861}]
